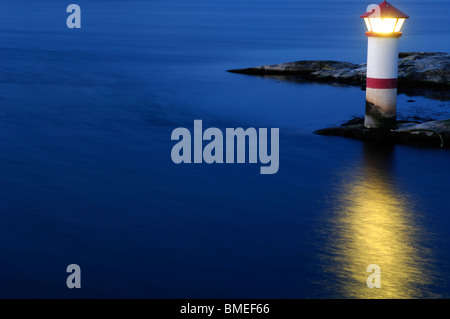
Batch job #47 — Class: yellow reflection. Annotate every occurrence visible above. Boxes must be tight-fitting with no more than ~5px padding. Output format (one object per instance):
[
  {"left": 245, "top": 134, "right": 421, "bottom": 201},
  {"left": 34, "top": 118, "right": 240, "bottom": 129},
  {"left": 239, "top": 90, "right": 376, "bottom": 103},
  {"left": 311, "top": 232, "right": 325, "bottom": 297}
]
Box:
[
  {"left": 324, "top": 144, "right": 437, "bottom": 298},
  {"left": 368, "top": 18, "right": 398, "bottom": 33}
]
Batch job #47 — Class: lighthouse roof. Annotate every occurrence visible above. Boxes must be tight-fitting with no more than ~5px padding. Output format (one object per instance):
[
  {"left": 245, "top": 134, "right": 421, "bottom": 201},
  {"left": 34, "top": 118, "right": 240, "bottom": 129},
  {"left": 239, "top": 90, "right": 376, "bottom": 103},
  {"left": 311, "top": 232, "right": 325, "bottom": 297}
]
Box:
[{"left": 360, "top": 1, "right": 409, "bottom": 19}]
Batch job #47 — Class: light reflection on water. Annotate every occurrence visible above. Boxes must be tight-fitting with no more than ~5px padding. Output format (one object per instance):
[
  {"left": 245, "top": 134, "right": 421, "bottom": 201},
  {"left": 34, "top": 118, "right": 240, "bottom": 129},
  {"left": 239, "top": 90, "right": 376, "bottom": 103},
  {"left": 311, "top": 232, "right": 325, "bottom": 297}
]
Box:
[{"left": 320, "top": 143, "right": 439, "bottom": 299}]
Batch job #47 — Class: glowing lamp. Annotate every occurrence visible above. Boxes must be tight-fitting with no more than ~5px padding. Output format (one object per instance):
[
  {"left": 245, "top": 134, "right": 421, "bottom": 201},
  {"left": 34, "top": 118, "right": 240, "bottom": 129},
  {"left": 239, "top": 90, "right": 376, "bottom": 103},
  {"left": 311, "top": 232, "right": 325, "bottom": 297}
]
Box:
[{"left": 361, "top": 1, "right": 409, "bottom": 37}]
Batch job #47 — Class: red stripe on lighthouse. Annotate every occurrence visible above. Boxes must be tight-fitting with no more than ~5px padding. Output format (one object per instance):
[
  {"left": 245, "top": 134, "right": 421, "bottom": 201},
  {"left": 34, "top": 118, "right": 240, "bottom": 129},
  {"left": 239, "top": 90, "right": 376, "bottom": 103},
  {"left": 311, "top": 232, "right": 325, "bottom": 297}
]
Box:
[{"left": 366, "top": 77, "right": 398, "bottom": 89}]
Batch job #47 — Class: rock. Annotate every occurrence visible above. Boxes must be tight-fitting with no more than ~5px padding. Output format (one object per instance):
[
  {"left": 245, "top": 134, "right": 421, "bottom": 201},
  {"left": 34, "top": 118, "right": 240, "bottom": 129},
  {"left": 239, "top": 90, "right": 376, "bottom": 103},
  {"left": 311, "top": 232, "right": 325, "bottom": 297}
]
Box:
[
  {"left": 314, "top": 118, "right": 450, "bottom": 148},
  {"left": 228, "top": 60, "right": 364, "bottom": 85},
  {"left": 228, "top": 52, "right": 450, "bottom": 100}
]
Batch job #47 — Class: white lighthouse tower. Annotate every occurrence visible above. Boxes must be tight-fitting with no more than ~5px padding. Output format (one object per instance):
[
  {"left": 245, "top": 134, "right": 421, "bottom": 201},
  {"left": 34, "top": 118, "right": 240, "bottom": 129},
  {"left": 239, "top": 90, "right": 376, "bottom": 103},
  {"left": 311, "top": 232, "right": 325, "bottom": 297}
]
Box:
[{"left": 361, "top": 1, "right": 409, "bottom": 129}]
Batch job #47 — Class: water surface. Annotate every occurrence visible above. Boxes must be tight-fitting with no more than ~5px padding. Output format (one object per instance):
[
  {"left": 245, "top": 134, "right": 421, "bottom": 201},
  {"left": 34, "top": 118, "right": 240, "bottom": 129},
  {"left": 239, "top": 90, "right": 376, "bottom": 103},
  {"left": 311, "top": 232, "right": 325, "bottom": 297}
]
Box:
[{"left": 0, "top": 0, "right": 449, "bottom": 298}]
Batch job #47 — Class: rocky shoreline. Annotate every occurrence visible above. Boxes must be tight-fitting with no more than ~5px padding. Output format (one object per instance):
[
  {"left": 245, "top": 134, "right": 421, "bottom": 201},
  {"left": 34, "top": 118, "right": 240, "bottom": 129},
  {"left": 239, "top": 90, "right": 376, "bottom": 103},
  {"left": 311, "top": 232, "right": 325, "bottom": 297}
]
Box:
[
  {"left": 229, "top": 52, "right": 450, "bottom": 148},
  {"left": 314, "top": 118, "right": 450, "bottom": 149},
  {"left": 228, "top": 52, "right": 450, "bottom": 100}
]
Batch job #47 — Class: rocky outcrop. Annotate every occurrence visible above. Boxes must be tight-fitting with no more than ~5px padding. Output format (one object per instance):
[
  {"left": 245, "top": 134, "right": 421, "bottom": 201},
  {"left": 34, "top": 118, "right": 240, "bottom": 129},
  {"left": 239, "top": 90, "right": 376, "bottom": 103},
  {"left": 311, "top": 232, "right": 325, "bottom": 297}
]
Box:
[
  {"left": 228, "top": 52, "right": 450, "bottom": 100},
  {"left": 314, "top": 118, "right": 450, "bottom": 148}
]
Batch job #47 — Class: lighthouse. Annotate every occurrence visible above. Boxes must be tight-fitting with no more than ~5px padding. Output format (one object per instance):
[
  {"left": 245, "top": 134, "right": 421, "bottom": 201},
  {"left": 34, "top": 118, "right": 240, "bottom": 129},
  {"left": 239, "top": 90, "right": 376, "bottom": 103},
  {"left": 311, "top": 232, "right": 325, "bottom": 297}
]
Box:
[{"left": 361, "top": 1, "right": 409, "bottom": 129}]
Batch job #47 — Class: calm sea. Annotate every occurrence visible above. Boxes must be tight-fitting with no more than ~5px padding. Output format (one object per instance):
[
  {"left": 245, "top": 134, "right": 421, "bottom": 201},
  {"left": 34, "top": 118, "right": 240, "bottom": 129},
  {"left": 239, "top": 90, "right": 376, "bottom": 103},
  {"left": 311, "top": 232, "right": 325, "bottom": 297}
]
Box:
[{"left": 0, "top": 0, "right": 449, "bottom": 298}]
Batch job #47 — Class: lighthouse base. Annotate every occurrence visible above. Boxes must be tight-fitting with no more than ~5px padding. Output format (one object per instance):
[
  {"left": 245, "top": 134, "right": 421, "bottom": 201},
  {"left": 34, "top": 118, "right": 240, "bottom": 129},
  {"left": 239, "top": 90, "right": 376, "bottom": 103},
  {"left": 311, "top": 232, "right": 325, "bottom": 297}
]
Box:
[
  {"left": 364, "top": 88, "right": 397, "bottom": 129},
  {"left": 365, "top": 101, "right": 397, "bottom": 129}
]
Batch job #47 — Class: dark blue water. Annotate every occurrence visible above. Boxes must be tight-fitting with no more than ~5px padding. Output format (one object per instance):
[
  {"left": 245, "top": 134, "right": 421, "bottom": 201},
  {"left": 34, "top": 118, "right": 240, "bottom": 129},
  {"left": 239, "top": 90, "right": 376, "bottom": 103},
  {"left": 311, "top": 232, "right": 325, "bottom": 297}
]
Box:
[{"left": 0, "top": 0, "right": 449, "bottom": 298}]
